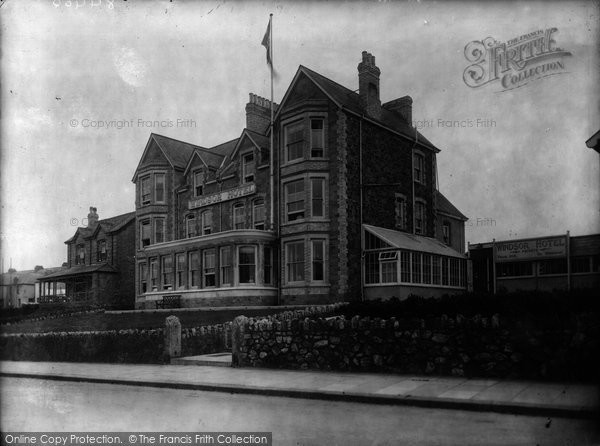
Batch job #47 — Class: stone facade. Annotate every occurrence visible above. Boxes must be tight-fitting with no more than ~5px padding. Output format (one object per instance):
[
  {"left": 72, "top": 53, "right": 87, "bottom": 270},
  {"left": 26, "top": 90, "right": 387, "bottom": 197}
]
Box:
[{"left": 133, "top": 52, "right": 467, "bottom": 308}]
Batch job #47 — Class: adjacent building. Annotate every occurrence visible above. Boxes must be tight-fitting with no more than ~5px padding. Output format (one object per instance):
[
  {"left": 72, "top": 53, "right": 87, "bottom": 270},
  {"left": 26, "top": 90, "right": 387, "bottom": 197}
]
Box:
[
  {"left": 38, "top": 208, "right": 136, "bottom": 308},
  {"left": 469, "top": 233, "right": 600, "bottom": 293},
  {"left": 0, "top": 266, "right": 65, "bottom": 308},
  {"left": 133, "top": 52, "right": 468, "bottom": 309}
]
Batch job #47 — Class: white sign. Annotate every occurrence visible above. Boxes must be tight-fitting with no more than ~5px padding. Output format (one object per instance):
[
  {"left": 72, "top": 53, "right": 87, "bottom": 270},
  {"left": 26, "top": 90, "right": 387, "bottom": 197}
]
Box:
[
  {"left": 495, "top": 236, "right": 567, "bottom": 262},
  {"left": 189, "top": 183, "right": 256, "bottom": 209}
]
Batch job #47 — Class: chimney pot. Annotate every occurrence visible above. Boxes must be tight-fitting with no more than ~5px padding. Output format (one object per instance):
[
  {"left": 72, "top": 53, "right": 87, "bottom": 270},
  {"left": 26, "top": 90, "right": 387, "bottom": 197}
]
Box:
[{"left": 358, "top": 51, "right": 382, "bottom": 119}]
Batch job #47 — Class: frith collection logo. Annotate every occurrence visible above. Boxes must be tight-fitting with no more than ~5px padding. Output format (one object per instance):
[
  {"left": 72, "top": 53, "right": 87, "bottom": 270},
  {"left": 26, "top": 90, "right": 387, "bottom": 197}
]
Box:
[{"left": 463, "top": 28, "right": 572, "bottom": 91}]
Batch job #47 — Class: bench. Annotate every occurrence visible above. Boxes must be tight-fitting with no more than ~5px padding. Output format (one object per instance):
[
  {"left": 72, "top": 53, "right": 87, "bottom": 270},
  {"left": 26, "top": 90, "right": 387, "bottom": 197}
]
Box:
[{"left": 155, "top": 295, "right": 182, "bottom": 309}]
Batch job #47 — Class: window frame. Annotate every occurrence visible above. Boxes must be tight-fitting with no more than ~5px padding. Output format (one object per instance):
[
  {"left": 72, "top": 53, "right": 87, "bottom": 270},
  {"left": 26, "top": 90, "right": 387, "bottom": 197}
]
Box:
[
  {"left": 413, "top": 152, "right": 425, "bottom": 184},
  {"left": 96, "top": 239, "right": 107, "bottom": 262},
  {"left": 442, "top": 221, "right": 451, "bottom": 245},
  {"left": 309, "top": 118, "right": 325, "bottom": 158},
  {"left": 188, "top": 251, "right": 200, "bottom": 289},
  {"left": 76, "top": 244, "right": 85, "bottom": 265},
  {"left": 161, "top": 255, "right": 173, "bottom": 290},
  {"left": 233, "top": 203, "right": 245, "bottom": 230},
  {"left": 186, "top": 215, "right": 196, "bottom": 238},
  {"left": 285, "top": 179, "right": 305, "bottom": 222},
  {"left": 252, "top": 199, "right": 266, "bottom": 230},
  {"left": 154, "top": 217, "right": 165, "bottom": 244},
  {"left": 194, "top": 170, "right": 205, "bottom": 197},
  {"left": 203, "top": 249, "right": 216, "bottom": 287},
  {"left": 310, "top": 177, "right": 325, "bottom": 218},
  {"left": 414, "top": 200, "right": 426, "bottom": 235},
  {"left": 311, "top": 239, "right": 326, "bottom": 282},
  {"left": 155, "top": 172, "right": 166, "bottom": 204},
  {"left": 140, "top": 175, "right": 152, "bottom": 205},
  {"left": 220, "top": 246, "right": 233, "bottom": 286},
  {"left": 284, "top": 120, "right": 305, "bottom": 163},
  {"left": 242, "top": 152, "right": 255, "bottom": 184},
  {"left": 201, "top": 209, "right": 212, "bottom": 235},
  {"left": 139, "top": 262, "right": 148, "bottom": 294},
  {"left": 238, "top": 245, "right": 257, "bottom": 284},
  {"left": 149, "top": 258, "right": 158, "bottom": 291},
  {"left": 175, "top": 253, "right": 186, "bottom": 290},
  {"left": 395, "top": 193, "right": 407, "bottom": 230},
  {"left": 285, "top": 240, "right": 305, "bottom": 284}
]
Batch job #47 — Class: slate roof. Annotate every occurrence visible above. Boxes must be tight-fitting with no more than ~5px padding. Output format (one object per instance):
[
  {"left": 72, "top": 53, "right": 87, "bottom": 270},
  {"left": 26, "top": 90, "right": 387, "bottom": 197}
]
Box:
[
  {"left": 364, "top": 224, "right": 466, "bottom": 258},
  {"left": 0, "top": 267, "right": 65, "bottom": 286},
  {"left": 151, "top": 133, "right": 205, "bottom": 169},
  {"left": 245, "top": 129, "right": 269, "bottom": 149},
  {"left": 39, "top": 263, "right": 118, "bottom": 280},
  {"left": 436, "top": 191, "right": 468, "bottom": 221},
  {"left": 65, "top": 211, "right": 135, "bottom": 243},
  {"left": 298, "top": 65, "right": 439, "bottom": 152}
]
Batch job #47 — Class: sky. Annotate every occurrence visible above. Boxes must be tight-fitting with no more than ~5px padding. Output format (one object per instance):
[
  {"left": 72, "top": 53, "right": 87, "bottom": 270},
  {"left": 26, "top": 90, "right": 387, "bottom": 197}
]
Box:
[{"left": 1, "top": 0, "right": 599, "bottom": 271}]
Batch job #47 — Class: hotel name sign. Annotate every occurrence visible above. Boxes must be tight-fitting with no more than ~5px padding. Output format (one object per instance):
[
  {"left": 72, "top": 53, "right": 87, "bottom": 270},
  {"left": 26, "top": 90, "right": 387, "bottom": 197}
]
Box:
[
  {"left": 494, "top": 236, "right": 567, "bottom": 262},
  {"left": 189, "top": 183, "right": 256, "bottom": 209}
]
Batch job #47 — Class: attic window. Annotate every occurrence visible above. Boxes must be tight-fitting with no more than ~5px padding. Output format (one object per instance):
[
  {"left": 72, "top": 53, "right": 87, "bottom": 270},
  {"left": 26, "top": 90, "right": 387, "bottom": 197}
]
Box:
[
  {"left": 194, "top": 171, "right": 205, "bottom": 197},
  {"left": 242, "top": 152, "right": 255, "bottom": 183}
]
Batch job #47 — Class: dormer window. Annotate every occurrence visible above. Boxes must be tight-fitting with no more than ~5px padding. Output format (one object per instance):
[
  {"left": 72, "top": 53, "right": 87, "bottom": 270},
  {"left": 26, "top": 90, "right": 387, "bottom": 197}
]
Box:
[
  {"left": 76, "top": 244, "right": 85, "bottom": 265},
  {"left": 242, "top": 152, "right": 255, "bottom": 183},
  {"left": 97, "top": 240, "right": 107, "bottom": 262},
  {"left": 310, "top": 119, "right": 324, "bottom": 158},
  {"left": 194, "top": 171, "right": 205, "bottom": 197}
]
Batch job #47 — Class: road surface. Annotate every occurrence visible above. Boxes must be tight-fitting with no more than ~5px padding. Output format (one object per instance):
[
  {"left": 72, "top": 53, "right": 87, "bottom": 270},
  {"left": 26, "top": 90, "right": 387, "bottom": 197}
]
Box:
[{"left": 1, "top": 377, "right": 598, "bottom": 445}]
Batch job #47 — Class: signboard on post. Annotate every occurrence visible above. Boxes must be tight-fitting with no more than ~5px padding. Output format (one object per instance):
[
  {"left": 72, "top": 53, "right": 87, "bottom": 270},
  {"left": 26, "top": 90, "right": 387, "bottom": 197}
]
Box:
[
  {"left": 494, "top": 236, "right": 567, "bottom": 262},
  {"left": 189, "top": 183, "right": 256, "bottom": 210}
]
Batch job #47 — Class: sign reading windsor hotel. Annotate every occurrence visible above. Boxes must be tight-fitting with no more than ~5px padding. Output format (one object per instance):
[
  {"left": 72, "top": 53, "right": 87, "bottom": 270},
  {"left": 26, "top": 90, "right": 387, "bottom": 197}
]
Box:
[
  {"left": 494, "top": 236, "right": 567, "bottom": 262},
  {"left": 189, "top": 184, "right": 256, "bottom": 209},
  {"left": 463, "top": 28, "right": 571, "bottom": 91}
]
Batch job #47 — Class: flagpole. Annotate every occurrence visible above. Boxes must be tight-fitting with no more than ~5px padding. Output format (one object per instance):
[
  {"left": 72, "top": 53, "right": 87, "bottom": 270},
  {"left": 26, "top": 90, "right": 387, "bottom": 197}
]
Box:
[{"left": 269, "top": 13, "right": 274, "bottom": 230}]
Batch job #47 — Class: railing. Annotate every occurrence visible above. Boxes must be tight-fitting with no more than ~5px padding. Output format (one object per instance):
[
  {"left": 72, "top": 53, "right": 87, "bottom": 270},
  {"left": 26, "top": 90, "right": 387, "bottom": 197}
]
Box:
[{"left": 38, "top": 292, "right": 91, "bottom": 304}]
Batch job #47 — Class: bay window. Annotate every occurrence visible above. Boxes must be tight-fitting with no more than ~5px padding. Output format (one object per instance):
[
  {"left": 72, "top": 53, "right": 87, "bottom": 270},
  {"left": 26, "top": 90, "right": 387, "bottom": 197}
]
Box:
[
  {"left": 286, "top": 241, "right": 304, "bottom": 283},
  {"left": 285, "top": 179, "right": 305, "bottom": 222},
  {"left": 238, "top": 246, "right": 256, "bottom": 284}
]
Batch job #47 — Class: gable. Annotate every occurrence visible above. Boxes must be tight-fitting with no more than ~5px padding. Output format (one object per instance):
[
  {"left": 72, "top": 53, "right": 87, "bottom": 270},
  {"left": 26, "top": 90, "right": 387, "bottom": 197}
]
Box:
[
  {"left": 282, "top": 71, "right": 331, "bottom": 111},
  {"left": 140, "top": 140, "right": 170, "bottom": 168}
]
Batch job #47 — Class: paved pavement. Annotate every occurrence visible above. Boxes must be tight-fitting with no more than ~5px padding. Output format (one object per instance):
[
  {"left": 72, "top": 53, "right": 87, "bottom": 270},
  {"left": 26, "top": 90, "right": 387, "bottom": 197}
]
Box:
[{"left": 1, "top": 360, "right": 598, "bottom": 419}]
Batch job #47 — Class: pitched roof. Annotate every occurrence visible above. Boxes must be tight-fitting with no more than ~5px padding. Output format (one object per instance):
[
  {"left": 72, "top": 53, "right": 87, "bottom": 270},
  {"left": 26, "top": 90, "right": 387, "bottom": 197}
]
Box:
[
  {"left": 151, "top": 133, "right": 204, "bottom": 169},
  {"left": 245, "top": 129, "right": 269, "bottom": 148},
  {"left": 1, "top": 267, "right": 66, "bottom": 285},
  {"left": 436, "top": 191, "right": 468, "bottom": 221},
  {"left": 364, "top": 224, "right": 466, "bottom": 258},
  {"left": 65, "top": 211, "right": 135, "bottom": 243},
  {"left": 39, "top": 263, "right": 118, "bottom": 280},
  {"left": 295, "top": 65, "right": 439, "bottom": 152}
]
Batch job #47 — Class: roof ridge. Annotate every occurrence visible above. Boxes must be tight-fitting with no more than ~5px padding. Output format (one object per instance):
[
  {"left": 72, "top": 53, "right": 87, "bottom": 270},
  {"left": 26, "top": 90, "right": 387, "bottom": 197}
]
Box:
[
  {"left": 300, "top": 64, "right": 359, "bottom": 99},
  {"left": 152, "top": 133, "right": 208, "bottom": 150}
]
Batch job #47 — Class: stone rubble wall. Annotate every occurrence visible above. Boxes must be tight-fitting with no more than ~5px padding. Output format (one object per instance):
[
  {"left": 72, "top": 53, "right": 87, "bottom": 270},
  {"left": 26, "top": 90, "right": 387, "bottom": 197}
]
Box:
[
  {"left": 0, "top": 322, "right": 231, "bottom": 364},
  {"left": 232, "top": 310, "right": 599, "bottom": 381}
]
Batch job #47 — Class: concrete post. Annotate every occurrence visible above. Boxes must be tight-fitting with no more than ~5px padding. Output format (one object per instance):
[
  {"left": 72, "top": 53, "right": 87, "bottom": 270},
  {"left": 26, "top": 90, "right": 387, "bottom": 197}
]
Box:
[
  {"left": 164, "top": 315, "right": 181, "bottom": 360},
  {"left": 231, "top": 315, "right": 248, "bottom": 367}
]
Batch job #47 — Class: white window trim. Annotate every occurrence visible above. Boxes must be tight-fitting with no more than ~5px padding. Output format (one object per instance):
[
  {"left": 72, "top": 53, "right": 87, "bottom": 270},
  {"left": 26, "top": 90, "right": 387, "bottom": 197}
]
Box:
[
  {"left": 154, "top": 172, "right": 166, "bottom": 204},
  {"left": 193, "top": 170, "right": 205, "bottom": 197},
  {"left": 310, "top": 176, "right": 327, "bottom": 219},
  {"left": 309, "top": 117, "right": 326, "bottom": 159},
  {"left": 237, "top": 245, "right": 257, "bottom": 285},
  {"left": 241, "top": 151, "right": 255, "bottom": 184},
  {"left": 283, "top": 176, "right": 306, "bottom": 223},
  {"left": 310, "top": 238, "right": 327, "bottom": 283},
  {"left": 283, "top": 119, "right": 305, "bottom": 164},
  {"left": 284, "top": 239, "right": 305, "bottom": 285}
]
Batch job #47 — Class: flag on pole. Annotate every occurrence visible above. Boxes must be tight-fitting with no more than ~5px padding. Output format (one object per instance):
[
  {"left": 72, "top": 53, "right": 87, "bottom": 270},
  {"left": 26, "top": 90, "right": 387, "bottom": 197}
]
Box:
[{"left": 261, "top": 16, "right": 272, "bottom": 67}]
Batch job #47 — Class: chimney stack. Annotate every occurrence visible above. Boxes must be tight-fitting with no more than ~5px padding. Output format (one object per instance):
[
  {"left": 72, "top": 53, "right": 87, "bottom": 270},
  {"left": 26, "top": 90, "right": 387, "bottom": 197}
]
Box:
[
  {"left": 245, "top": 93, "right": 278, "bottom": 134},
  {"left": 87, "top": 207, "right": 99, "bottom": 227},
  {"left": 383, "top": 95, "right": 413, "bottom": 125},
  {"left": 358, "top": 51, "right": 381, "bottom": 120}
]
